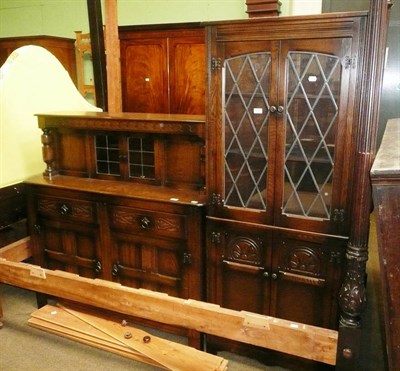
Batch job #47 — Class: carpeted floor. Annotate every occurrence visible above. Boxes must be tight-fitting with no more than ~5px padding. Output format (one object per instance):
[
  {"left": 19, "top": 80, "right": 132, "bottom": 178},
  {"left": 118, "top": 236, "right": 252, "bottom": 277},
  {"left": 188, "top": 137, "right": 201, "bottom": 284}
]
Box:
[{"left": 0, "top": 214, "right": 386, "bottom": 371}]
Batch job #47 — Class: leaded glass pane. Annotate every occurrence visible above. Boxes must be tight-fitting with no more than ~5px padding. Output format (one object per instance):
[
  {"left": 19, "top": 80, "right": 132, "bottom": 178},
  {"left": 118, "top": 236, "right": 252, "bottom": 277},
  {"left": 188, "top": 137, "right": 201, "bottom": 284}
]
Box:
[
  {"left": 95, "top": 134, "right": 121, "bottom": 176},
  {"left": 223, "top": 52, "right": 271, "bottom": 210},
  {"left": 283, "top": 51, "right": 341, "bottom": 219},
  {"left": 128, "top": 136, "right": 155, "bottom": 179}
]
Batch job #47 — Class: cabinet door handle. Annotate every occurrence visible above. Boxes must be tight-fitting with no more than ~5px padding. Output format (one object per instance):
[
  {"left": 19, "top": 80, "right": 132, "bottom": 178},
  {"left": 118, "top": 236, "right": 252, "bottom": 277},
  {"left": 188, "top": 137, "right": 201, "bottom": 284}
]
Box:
[
  {"left": 139, "top": 216, "right": 151, "bottom": 229},
  {"left": 269, "top": 106, "right": 277, "bottom": 113},
  {"left": 94, "top": 260, "right": 102, "bottom": 274},
  {"left": 277, "top": 105, "right": 284, "bottom": 113},
  {"left": 112, "top": 262, "right": 120, "bottom": 277}
]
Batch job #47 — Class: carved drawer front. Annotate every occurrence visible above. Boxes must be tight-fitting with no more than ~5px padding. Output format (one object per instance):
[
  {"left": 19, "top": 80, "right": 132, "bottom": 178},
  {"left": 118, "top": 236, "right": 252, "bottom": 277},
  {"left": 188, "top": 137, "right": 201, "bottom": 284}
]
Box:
[
  {"left": 109, "top": 205, "right": 187, "bottom": 239},
  {"left": 36, "top": 195, "right": 96, "bottom": 224}
]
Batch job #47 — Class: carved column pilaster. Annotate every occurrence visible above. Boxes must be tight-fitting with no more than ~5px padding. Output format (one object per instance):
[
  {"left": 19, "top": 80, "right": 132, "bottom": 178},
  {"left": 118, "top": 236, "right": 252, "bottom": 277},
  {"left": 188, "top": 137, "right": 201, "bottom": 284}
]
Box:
[{"left": 336, "top": 0, "right": 392, "bottom": 369}]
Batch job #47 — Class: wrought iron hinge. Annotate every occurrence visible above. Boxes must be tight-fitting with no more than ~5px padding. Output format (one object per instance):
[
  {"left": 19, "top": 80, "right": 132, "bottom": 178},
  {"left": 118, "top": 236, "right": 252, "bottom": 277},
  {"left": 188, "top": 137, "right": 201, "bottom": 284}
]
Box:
[
  {"left": 210, "top": 192, "right": 222, "bottom": 206},
  {"left": 183, "top": 252, "right": 192, "bottom": 265},
  {"left": 333, "top": 208, "right": 345, "bottom": 223},
  {"left": 330, "top": 251, "right": 342, "bottom": 264},
  {"left": 342, "top": 56, "right": 357, "bottom": 69},
  {"left": 211, "top": 231, "right": 222, "bottom": 244},
  {"left": 34, "top": 224, "right": 41, "bottom": 235},
  {"left": 211, "top": 57, "right": 222, "bottom": 71}
]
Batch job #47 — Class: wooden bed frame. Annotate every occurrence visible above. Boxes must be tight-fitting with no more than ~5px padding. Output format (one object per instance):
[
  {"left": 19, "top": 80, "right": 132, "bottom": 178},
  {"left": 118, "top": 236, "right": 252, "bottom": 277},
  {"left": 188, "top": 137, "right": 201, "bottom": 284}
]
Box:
[{"left": 0, "top": 238, "right": 338, "bottom": 369}]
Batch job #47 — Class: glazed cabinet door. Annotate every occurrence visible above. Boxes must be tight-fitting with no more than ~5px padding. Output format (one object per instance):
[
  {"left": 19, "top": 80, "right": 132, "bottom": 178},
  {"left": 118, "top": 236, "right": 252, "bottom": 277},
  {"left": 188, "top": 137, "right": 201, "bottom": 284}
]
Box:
[
  {"left": 208, "top": 36, "right": 358, "bottom": 236},
  {"left": 208, "top": 40, "right": 280, "bottom": 225},
  {"left": 274, "top": 38, "right": 357, "bottom": 236},
  {"left": 207, "top": 220, "right": 272, "bottom": 314}
]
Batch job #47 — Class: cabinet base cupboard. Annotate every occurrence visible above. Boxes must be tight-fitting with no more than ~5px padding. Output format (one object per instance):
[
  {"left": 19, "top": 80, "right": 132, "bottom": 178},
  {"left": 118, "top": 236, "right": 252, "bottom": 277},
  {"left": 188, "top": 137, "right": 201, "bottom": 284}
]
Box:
[{"left": 26, "top": 112, "right": 207, "bottom": 348}]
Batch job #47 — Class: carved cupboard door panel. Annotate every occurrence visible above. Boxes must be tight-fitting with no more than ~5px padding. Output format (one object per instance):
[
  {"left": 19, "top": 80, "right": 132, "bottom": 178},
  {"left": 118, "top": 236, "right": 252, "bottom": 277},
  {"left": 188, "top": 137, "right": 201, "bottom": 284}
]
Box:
[
  {"left": 207, "top": 220, "right": 272, "bottom": 314},
  {"left": 270, "top": 233, "right": 345, "bottom": 329},
  {"left": 30, "top": 191, "right": 102, "bottom": 279},
  {"left": 107, "top": 203, "right": 202, "bottom": 300}
]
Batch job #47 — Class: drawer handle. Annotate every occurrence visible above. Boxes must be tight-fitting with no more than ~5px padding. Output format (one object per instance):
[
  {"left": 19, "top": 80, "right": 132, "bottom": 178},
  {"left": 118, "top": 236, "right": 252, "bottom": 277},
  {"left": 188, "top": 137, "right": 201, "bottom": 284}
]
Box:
[
  {"left": 59, "top": 203, "right": 71, "bottom": 215},
  {"left": 140, "top": 216, "right": 151, "bottom": 229}
]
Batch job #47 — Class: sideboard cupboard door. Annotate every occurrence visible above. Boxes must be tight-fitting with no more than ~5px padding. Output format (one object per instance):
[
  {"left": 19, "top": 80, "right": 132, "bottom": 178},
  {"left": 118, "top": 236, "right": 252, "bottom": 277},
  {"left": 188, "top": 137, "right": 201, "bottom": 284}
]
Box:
[
  {"left": 207, "top": 220, "right": 272, "bottom": 315},
  {"left": 270, "top": 233, "right": 345, "bottom": 329},
  {"left": 29, "top": 191, "right": 102, "bottom": 279}
]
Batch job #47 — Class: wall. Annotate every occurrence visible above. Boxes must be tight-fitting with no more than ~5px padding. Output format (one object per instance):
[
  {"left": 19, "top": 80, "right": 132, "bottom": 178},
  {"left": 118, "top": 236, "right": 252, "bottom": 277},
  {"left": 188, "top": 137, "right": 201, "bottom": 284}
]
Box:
[
  {"left": 0, "top": 1, "right": 322, "bottom": 38},
  {"left": 0, "top": 0, "right": 322, "bottom": 187}
]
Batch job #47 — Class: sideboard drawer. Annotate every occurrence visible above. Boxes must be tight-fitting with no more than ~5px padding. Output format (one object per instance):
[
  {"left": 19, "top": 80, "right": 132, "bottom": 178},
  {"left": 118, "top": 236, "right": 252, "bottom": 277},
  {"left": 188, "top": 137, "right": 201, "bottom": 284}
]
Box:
[
  {"left": 36, "top": 195, "right": 97, "bottom": 224},
  {"left": 109, "top": 205, "right": 187, "bottom": 239}
]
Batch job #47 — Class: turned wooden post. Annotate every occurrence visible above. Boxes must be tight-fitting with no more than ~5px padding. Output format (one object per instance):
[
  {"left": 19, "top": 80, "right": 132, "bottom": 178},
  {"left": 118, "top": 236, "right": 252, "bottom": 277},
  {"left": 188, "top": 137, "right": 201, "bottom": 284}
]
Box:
[{"left": 41, "top": 129, "right": 58, "bottom": 178}]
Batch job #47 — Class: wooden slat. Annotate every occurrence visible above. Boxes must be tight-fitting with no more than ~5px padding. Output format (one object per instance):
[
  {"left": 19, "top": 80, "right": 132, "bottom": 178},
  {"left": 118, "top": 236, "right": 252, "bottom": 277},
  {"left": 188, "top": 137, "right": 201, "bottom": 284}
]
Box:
[
  {"left": 29, "top": 305, "right": 166, "bottom": 369},
  {"left": 0, "top": 237, "right": 31, "bottom": 262},
  {"left": 60, "top": 304, "right": 227, "bottom": 371},
  {"left": 0, "top": 259, "right": 338, "bottom": 365},
  {"left": 104, "top": 0, "right": 122, "bottom": 113}
]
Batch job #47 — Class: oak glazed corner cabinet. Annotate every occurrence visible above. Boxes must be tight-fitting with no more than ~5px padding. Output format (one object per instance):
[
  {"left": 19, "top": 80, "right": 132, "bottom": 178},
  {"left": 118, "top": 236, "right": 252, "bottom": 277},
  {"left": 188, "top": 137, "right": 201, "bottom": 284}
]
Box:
[{"left": 205, "top": 12, "right": 367, "bottom": 335}]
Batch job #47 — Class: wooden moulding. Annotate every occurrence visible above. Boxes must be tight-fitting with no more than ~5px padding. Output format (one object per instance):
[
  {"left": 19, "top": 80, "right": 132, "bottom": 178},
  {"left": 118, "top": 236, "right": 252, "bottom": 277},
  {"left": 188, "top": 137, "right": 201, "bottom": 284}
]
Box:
[
  {"left": 246, "top": 0, "right": 282, "bottom": 17},
  {"left": 0, "top": 258, "right": 338, "bottom": 365}
]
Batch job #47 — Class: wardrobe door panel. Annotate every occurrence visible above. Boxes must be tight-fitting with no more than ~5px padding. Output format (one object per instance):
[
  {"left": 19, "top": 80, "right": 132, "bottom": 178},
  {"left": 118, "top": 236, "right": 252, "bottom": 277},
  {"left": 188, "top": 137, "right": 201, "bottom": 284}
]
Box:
[{"left": 121, "top": 39, "right": 168, "bottom": 113}]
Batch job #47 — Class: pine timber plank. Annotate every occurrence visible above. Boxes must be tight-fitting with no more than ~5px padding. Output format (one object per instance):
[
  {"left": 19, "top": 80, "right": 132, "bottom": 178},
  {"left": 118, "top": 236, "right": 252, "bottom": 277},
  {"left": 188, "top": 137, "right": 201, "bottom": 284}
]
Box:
[
  {"left": 104, "top": 0, "right": 122, "bottom": 113},
  {"left": 59, "top": 304, "right": 228, "bottom": 371},
  {"left": 0, "top": 259, "right": 338, "bottom": 365},
  {"left": 28, "top": 305, "right": 166, "bottom": 369},
  {"left": 29, "top": 317, "right": 165, "bottom": 368},
  {"left": 0, "top": 237, "right": 31, "bottom": 262}
]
